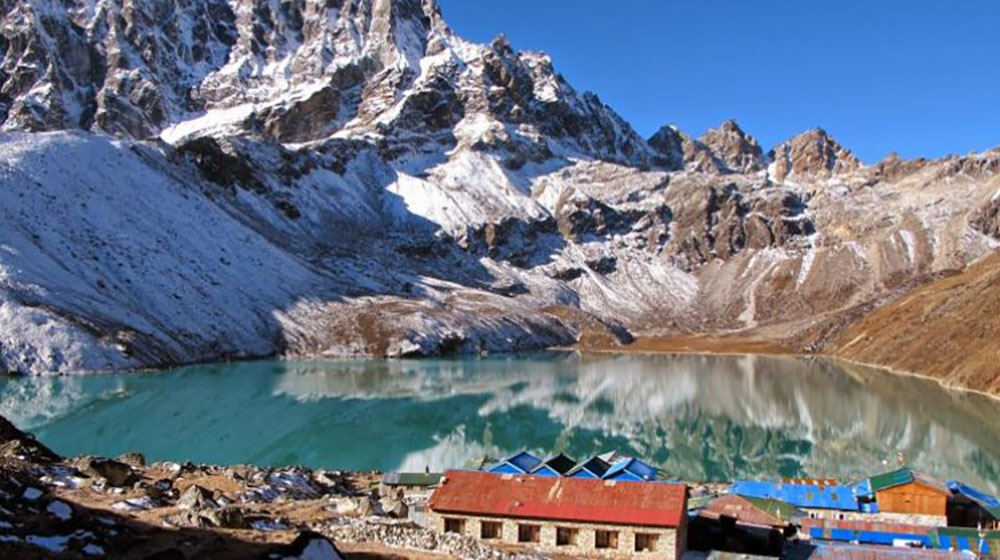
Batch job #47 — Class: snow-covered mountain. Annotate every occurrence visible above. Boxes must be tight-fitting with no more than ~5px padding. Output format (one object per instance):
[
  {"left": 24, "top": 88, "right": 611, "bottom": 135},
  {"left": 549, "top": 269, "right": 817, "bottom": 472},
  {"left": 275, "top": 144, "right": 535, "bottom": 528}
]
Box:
[{"left": 0, "top": 0, "right": 998, "bottom": 378}]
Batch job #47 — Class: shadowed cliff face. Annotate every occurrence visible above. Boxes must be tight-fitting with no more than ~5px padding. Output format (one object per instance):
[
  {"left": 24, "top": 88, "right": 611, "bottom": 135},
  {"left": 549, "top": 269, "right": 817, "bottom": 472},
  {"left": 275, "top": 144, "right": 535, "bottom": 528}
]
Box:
[
  {"left": 0, "top": 0, "right": 997, "bottom": 386},
  {"left": 4, "top": 354, "right": 1000, "bottom": 490}
]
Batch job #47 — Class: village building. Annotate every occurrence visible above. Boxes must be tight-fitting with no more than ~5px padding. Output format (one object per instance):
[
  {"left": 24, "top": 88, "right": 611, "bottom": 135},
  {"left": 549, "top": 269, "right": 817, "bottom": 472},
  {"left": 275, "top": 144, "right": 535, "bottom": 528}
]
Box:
[
  {"left": 427, "top": 470, "right": 688, "bottom": 559},
  {"left": 783, "top": 541, "right": 969, "bottom": 559},
  {"left": 927, "top": 527, "right": 1000, "bottom": 556},
  {"left": 700, "top": 494, "right": 804, "bottom": 530},
  {"left": 730, "top": 480, "right": 865, "bottom": 521},
  {"left": 800, "top": 518, "right": 936, "bottom": 548},
  {"left": 866, "top": 468, "right": 951, "bottom": 525},
  {"left": 946, "top": 480, "right": 1000, "bottom": 529},
  {"left": 690, "top": 494, "right": 802, "bottom": 556},
  {"left": 378, "top": 472, "right": 443, "bottom": 497}
]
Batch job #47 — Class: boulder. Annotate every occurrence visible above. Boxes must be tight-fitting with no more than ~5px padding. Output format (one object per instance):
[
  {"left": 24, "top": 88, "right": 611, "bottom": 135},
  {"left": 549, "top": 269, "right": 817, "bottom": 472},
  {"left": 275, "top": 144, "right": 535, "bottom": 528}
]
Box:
[
  {"left": 379, "top": 497, "right": 409, "bottom": 519},
  {"left": 0, "top": 414, "right": 60, "bottom": 462},
  {"left": 117, "top": 452, "right": 146, "bottom": 468},
  {"left": 80, "top": 457, "right": 135, "bottom": 487},
  {"left": 356, "top": 496, "right": 377, "bottom": 517},
  {"left": 177, "top": 484, "right": 216, "bottom": 511},
  {"left": 167, "top": 505, "right": 245, "bottom": 529},
  {"left": 332, "top": 497, "right": 360, "bottom": 515}
]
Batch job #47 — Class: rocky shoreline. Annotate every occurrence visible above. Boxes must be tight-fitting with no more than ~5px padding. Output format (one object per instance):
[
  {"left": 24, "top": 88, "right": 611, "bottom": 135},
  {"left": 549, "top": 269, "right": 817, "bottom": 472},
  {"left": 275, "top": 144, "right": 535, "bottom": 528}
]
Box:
[
  {"left": 0, "top": 411, "right": 740, "bottom": 560},
  {"left": 0, "top": 413, "right": 552, "bottom": 559}
]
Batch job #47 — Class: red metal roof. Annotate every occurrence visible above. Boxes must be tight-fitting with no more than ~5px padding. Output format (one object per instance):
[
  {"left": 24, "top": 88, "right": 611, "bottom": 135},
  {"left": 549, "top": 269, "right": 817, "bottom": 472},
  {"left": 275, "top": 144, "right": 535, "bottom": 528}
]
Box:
[{"left": 429, "top": 470, "right": 687, "bottom": 528}]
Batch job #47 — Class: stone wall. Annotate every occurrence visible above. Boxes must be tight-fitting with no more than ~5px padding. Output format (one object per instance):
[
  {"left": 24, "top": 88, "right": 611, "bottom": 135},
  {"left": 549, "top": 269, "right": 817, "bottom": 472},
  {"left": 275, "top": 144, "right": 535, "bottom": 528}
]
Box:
[
  {"left": 427, "top": 510, "right": 682, "bottom": 559},
  {"left": 801, "top": 509, "right": 946, "bottom": 527},
  {"left": 802, "top": 508, "right": 872, "bottom": 522}
]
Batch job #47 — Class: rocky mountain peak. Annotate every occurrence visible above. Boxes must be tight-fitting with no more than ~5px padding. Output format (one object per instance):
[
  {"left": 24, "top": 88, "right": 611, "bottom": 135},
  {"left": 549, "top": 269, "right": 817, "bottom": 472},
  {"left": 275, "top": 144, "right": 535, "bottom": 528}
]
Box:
[
  {"left": 768, "top": 127, "right": 861, "bottom": 183},
  {"left": 646, "top": 125, "right": 687, "bottom": 171},
  {"left": 647, "top": 120, "right": 765, "bottom": 174},
  {"left": 490, "top": 33, "right": 514, "bottom": 56},
  {"left": 697, "top": 119, "right": 766, "bottom": 174}
]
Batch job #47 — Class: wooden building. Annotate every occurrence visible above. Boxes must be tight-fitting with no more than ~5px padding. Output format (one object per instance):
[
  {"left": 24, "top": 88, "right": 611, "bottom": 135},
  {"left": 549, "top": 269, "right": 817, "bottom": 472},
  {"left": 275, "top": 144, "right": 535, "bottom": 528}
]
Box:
[
  {"left": 946, "top": 480, "right": 1000, "bottom": 529},
  {"left": 870, "top": 468, "right": 950, "bottom": 520},
  {"left": 428, "top": 470, "right": 688, "bottom": 559}
]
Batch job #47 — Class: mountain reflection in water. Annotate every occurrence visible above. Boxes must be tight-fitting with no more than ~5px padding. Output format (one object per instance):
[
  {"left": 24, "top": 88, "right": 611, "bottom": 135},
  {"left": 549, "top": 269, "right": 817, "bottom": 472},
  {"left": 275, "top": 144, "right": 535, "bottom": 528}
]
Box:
[{"left": 2, "top": 353, "right": 999, "bottom": 491}]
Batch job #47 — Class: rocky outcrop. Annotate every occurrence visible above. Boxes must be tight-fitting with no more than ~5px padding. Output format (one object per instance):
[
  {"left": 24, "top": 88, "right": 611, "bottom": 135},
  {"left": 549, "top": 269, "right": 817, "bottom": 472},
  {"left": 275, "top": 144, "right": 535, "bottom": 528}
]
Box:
[
  {"left": 768, "top": 128, "right": 862, "bottom": 183},
  {"left": 0, "top": 413, "right": 59, "bottom": 462},
  {"left": 648, "top": 120, "right": 766, "bottom": 174},
  {"left": 697, "top": 120, "right": 767, "bottom": 174},
  {"left": 971, "top": 197, "right": 1000, "bottom": 240}
]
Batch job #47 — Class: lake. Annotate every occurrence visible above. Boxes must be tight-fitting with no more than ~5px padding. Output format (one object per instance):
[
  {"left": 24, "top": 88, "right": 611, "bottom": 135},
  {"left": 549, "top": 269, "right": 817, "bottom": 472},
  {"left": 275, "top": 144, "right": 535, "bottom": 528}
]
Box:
[{"left": 2, "top": 353, "right": 999, "bottom": 490}]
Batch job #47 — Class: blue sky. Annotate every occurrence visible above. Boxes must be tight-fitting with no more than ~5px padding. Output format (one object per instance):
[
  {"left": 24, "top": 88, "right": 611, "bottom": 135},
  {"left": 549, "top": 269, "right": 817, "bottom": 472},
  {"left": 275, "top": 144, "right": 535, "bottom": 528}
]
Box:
[{"left": 437, "top": 0, "right": 1000, "bottom": 163}]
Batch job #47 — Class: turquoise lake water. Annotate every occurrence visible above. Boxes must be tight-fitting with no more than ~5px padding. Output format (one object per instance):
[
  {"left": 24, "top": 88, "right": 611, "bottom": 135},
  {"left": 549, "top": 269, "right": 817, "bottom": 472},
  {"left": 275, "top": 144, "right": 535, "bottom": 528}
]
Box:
[{"left": 2, "top": 353, "right": 999, "bottom": 490}]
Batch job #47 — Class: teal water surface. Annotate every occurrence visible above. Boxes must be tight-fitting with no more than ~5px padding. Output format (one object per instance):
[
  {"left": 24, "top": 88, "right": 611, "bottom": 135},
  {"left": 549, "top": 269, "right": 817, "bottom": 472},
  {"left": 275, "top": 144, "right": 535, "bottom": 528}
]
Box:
[{"left": 2, "top": 353, "right": 1000, "bottom": 490}]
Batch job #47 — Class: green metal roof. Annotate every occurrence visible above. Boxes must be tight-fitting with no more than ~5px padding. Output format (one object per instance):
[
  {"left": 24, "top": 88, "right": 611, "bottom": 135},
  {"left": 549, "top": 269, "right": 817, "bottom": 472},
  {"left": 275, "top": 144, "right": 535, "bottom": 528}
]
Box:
[
  {"left": 740, "top": 495, "right": 807, "bottom": 521},
  {"left": 869, "top": 468, "right": 915, "bottom": 492},
  {"left": 382, "top": 472, "right": 443, "bottom": 486},
  {"left": 868, "top": 467, "right": 949, "bottom": 494}
]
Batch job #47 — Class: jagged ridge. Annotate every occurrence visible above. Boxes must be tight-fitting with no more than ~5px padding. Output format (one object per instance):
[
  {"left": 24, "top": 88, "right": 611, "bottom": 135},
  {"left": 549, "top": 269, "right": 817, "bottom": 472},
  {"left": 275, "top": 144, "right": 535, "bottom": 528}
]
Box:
[{"left": 0, "top": 0, "right": 997, "bottom": 390}]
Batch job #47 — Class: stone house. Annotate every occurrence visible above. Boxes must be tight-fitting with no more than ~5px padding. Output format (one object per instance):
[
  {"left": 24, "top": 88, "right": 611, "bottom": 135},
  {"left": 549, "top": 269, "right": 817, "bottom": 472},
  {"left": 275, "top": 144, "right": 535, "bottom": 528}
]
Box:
[{"left": 427, "top": 470, "right": 688, "bottom": 559}]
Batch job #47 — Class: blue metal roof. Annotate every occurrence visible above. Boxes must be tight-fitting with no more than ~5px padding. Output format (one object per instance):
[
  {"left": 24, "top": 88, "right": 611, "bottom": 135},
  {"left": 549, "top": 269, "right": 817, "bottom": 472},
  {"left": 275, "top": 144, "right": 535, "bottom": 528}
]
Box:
[
  {"left": 567, "top": 456, "right": 611, "bottom": 479},
  {"left": 732, "top": 480, "right": 860, "bottom": 511},
  {"left": 530, "top": 453, "right": 577, "bottom": 477},
  {"left": 530, "top": 465, "right": 561, "bottom": 477},
  {"left": 487, "top": 451, "right": 541, "bottom": 474},
  {"left": 809, "top": 526, "right": 931, "bottom": 547},
  {"left": 851, "top": 478, "right": 874, "bottom": 499},
  {"left": 947, "top": 480, "right": 1000, "bottom": 519},
  {"left": 603, "top": 457, "right": 658, "bottom": 481},
  {"left": 787, "top": 542, "right": 968, "bottom": 559}
]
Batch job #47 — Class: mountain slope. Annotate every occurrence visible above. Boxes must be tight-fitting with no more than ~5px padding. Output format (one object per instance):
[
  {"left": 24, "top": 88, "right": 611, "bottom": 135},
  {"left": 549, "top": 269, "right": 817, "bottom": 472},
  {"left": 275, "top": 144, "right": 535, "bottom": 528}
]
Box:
[
  {"left": 0, "top": 0, "right": 997, "bottom": 389},
  {"left": 830, "top": 249, "right": 1000, "bottom": 396}
]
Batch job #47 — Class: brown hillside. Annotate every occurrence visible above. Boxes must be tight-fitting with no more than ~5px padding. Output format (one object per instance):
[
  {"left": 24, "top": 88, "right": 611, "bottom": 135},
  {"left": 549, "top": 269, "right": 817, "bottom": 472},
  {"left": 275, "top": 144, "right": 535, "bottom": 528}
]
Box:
[{"left": 830, "top": 250, "right": 1000, "bottom": 395}]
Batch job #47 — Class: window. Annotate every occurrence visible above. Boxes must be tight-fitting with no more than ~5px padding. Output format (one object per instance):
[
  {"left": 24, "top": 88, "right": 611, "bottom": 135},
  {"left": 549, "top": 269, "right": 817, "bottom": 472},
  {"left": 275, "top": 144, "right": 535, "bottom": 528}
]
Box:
[
  {"left": 443, "top": 518, "right": 465, "bottom": 534},
  {"left": 556, "top": 527, "right": 578, "bottom": 546},
  {"left": 595, "top": 530, "right": 619, "bottom": 549},
  {"left": 480, "top": 521, "right": 502, "bottom": 540},
  {"left": 518, "top": 524, "right": 540, "bottom": 543},
  {"left": 635, "top": 533, "right": 658, "bottom": 552}
]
